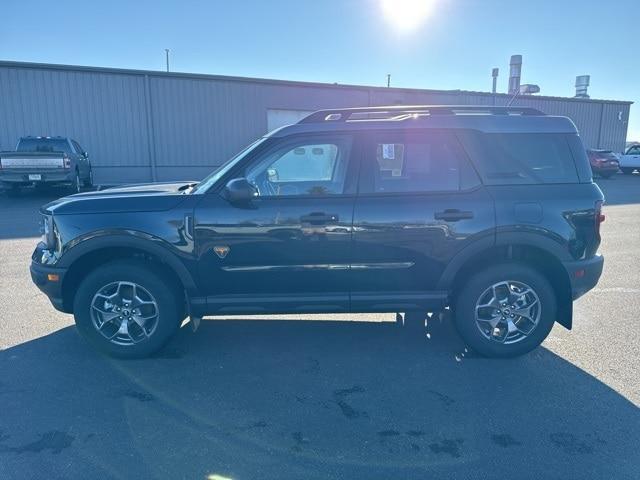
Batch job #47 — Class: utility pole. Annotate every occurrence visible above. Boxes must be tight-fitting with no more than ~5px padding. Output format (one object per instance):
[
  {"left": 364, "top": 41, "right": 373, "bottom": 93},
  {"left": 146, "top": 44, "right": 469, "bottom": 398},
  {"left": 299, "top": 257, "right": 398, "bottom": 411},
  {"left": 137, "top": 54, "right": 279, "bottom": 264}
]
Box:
[
  {"left": 165, "top": 49, "right": 170, "bottom": 72},
  {"left": 387, "top": 74, "right": 391, "bottom": 88}
]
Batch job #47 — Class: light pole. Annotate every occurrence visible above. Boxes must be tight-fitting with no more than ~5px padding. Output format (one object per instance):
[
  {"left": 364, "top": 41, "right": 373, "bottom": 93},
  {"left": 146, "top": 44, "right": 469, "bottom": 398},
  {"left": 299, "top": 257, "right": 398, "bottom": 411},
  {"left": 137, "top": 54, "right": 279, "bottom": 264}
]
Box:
[{"left": 165, "top": 49, "right": 170, "bottom": 72}]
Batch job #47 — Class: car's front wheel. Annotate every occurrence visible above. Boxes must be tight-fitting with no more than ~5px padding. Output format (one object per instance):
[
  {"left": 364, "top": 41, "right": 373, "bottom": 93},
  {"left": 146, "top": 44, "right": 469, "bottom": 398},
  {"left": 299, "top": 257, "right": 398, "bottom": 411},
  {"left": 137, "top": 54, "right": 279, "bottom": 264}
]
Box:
[
  {"left": 453, "top": 264, "right": 556, "bottom": 358},
  {"left": 73, "top": 261, "right": 181, "bottom": 358}
]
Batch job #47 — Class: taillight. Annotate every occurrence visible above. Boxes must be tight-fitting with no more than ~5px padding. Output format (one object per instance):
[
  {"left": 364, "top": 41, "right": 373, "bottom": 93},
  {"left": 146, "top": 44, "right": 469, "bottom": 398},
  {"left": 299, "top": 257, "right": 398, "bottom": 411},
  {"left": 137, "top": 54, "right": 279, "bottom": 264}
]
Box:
[
  {"left": 63, "top": 154, "right": 71, "bottom": 169},
  {"left": 595, "top": 200, "right": 604, "bottom": 238}
]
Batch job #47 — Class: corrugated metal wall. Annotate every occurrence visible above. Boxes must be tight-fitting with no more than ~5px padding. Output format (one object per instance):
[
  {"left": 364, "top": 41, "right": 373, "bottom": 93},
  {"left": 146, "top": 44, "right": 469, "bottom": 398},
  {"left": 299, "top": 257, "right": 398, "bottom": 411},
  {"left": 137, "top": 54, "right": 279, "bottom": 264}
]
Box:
[{"left": 0, "top": 61, "right": 631, "bottom": 184}]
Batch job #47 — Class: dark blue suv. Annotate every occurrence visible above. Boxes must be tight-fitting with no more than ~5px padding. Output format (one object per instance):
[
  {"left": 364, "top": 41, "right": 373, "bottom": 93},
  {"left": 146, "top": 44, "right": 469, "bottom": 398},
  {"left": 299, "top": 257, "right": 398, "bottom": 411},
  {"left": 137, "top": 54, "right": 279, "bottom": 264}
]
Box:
[{"left": 30, "top": 106, "right": 605, "bottom": 358}]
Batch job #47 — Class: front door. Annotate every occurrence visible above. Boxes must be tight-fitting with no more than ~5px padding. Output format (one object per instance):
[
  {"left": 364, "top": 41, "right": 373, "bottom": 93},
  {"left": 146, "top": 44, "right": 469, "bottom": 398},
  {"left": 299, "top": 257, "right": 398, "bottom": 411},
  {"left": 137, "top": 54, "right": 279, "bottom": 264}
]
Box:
[
  {"left": 194, "top": 133, "right": 358, "bottom": 313},
  {"left": 350, "top": 129, "right": 495, "bottom": 312}
]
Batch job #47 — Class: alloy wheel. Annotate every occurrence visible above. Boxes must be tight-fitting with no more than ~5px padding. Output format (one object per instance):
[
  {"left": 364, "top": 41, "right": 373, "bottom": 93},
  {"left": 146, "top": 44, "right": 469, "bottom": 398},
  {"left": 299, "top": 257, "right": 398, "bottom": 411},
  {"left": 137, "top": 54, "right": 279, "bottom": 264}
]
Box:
[
  {"left": 90, "top": 281, "right": 160, "bottom": 346},
  {"left": 474, "top": 280, "right": 541, "bottom": 344}
]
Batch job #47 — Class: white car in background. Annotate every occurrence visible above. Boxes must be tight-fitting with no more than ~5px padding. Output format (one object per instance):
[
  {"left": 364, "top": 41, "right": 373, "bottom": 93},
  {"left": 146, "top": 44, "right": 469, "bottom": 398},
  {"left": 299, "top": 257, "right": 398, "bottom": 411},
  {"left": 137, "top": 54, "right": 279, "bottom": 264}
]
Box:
[{"left": 619, "top": 144, "right": 640, "bottom": 174}]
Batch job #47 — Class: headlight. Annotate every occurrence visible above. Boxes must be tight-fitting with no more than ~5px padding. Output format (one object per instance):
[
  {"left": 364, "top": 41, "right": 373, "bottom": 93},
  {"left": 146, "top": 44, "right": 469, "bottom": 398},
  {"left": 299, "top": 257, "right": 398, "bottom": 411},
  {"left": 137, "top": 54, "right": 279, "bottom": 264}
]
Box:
[{"left": 40, "top": 214, "right": 55, "bottom": 249}]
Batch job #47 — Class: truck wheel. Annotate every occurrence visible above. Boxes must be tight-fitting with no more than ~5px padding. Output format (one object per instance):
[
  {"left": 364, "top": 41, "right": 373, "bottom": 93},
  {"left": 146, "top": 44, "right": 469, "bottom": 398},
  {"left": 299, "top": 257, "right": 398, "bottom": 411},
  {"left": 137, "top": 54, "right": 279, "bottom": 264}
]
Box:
[
  {"left": 73, "top": 261, "right": 182, "bottom": 358},
  {"left": 453, "top": 263, "right": 556, "bottom": 358},
  {"left": 83, "top": 169, "right": 94, "bottom": 189},
  {"left": 72, "top": 171, "right": 82, "bottom": 193}
]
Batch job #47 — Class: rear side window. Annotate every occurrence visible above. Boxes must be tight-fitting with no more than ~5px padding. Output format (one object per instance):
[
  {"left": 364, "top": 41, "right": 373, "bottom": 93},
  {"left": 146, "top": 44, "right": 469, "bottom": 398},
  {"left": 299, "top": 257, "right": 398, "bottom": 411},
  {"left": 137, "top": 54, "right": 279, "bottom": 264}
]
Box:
[
  {"left": 361, "top": 131, "right": 478, "bottom": 194},
  {"left": 459, "top": 132, "right": 579, "bottom": 184}
]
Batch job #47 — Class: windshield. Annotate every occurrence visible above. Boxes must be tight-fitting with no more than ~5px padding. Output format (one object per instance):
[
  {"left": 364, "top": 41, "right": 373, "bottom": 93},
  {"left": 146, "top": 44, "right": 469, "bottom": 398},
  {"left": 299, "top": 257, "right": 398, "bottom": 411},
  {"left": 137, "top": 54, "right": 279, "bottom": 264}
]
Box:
[
  {"left": 17, "top": 138, "right": 71, "bottom": 154},
  {"left": 191, "top": 138, "right": 267, "bottom": 194}
]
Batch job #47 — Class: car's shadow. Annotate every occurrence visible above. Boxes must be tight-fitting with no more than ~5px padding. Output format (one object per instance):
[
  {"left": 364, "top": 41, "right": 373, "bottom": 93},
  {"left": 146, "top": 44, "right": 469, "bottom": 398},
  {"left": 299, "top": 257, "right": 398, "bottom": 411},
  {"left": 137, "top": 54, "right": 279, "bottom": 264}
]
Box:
[{"left": 0, "top": 317, "right": 638, "bottom": 479}]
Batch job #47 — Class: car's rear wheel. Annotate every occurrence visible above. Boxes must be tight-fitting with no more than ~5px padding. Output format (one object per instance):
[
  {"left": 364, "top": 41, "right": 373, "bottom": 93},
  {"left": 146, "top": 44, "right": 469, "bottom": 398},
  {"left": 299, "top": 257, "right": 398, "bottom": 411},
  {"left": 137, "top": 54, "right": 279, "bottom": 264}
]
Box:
[
  {"left": 621, "top": 167, "right": 635, "bottom": 175},
  {"left": 453, "top": 263, "right": 556, "bottom": 358},
  {"left": 73, "top": 261, "right": 181, "bottom": 358}
]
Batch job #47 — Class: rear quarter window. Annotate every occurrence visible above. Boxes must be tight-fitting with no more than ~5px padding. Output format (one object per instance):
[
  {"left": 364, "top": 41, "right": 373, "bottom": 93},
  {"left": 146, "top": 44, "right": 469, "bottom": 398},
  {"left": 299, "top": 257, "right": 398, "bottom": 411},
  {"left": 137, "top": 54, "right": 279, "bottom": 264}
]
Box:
[{"left": 458, "top": 131, "right": 580, "bottom": 184}]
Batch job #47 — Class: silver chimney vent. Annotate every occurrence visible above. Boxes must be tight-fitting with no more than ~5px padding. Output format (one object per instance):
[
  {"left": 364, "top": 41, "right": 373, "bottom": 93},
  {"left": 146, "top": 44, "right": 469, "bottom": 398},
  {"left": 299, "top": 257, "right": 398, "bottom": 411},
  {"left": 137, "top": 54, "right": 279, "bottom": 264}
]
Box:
[
  {"left": 508, "top": 55, "right": 522, "bottom": 95},
  {"left": 492, "top": 68, "right": 499, "bottom": 94},
  {"left": 575, "top": 75, "right": 590, "bottom": 98}
]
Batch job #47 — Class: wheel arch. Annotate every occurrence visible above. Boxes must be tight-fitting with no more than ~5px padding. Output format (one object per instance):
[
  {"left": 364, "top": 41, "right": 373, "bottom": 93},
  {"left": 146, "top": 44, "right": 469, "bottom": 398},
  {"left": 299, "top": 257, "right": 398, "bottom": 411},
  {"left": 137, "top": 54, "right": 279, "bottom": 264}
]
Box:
[
  {"left": 59, "top": 233, "right": 196, "bottom": 313},
  {"left": 440, "top": 238, "right": 573, "bottom": 329}
]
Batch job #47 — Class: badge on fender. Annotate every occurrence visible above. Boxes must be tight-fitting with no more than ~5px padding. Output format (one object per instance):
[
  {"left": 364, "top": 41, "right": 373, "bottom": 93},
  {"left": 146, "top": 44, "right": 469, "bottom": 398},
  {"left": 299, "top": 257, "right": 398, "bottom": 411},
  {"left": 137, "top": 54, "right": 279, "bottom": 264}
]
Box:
[{"left": 213, "top": 246, "right": 230, "bottom": 259}]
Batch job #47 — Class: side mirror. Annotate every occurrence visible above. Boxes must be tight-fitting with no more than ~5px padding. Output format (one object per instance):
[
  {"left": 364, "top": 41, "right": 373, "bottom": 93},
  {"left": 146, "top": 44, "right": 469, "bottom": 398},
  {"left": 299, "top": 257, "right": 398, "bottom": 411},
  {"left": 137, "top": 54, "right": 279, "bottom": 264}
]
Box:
[
  {"left": 83, "top": 152, "right": 89, "bottom": 159},
  {"left": 222, "top": 177, "right": 258, "bottom": 204}
]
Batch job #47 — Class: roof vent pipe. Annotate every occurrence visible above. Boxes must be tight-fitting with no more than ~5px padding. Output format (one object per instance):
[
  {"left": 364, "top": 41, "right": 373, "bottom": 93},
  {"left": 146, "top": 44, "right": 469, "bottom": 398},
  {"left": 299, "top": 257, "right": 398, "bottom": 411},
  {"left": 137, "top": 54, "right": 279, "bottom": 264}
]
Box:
[
  {"left": 575, "top": 75, "right": 590, "bottom": 98},
  {"left": 508, "top": 55, "right": 522, "bottom": 95}
]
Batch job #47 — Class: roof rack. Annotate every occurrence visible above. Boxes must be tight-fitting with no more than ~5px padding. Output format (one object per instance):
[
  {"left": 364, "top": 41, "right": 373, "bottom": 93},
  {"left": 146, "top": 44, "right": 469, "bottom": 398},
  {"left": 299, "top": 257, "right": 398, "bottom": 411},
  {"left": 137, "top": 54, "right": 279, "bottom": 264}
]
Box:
[{"left": 298, "top": 105, "right": 546, "bottom": 124}]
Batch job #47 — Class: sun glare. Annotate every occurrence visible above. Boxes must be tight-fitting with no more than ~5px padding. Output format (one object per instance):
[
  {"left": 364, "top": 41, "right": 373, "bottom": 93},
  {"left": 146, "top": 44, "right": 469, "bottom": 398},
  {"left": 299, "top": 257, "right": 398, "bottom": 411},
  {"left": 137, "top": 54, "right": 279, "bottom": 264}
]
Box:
[{"left": 380, "top": 0, "right": 435, "bottom": 32}]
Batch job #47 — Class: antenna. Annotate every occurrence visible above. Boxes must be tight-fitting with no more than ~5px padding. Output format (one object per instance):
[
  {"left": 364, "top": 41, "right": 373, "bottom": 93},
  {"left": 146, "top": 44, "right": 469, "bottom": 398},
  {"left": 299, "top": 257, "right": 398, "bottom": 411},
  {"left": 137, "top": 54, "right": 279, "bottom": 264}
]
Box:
[{"left": 165, "top": 49, "right": 170, "bottom": 72}]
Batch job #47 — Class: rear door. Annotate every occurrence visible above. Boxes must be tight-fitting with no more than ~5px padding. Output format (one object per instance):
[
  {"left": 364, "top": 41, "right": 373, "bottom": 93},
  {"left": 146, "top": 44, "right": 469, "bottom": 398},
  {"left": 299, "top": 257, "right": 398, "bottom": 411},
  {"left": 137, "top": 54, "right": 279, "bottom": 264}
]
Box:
[{"left": 350, "top": 129, "right": 495, "bottom": 311}]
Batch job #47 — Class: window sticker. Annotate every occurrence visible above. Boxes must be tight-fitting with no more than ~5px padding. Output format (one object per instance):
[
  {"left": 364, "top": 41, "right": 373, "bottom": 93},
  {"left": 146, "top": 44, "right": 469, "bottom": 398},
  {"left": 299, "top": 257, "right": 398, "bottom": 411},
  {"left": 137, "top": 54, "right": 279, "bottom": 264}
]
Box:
[{"left": 377, "top": 144, "right": 405, "bottom": 177}]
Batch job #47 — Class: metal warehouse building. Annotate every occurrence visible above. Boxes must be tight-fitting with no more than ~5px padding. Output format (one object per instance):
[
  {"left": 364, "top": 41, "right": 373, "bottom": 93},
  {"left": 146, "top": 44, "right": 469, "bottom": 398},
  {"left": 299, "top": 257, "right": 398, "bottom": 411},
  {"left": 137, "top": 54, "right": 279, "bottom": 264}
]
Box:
[{"left": 0, "top": 60, "right": 633, "bottom": 185}]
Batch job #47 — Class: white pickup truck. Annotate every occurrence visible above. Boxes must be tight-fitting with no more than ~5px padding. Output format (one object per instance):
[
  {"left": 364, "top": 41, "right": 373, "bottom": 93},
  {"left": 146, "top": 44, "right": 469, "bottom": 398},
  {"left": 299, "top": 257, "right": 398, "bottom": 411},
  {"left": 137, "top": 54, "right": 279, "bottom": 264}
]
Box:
[
  {"left": 0, "top": 136, "right": 93, "bottom": 195},
  {"left": 619, "top": 144, "right": 640, "bottom": 174}
]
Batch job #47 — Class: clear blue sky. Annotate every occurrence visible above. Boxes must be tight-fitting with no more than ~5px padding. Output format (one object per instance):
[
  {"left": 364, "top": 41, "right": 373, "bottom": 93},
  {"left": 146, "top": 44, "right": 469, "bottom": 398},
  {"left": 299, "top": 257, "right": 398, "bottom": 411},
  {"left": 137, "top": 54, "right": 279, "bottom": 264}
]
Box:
[{"left": 2, "top": 0, "right": 638, "bottom": 141}]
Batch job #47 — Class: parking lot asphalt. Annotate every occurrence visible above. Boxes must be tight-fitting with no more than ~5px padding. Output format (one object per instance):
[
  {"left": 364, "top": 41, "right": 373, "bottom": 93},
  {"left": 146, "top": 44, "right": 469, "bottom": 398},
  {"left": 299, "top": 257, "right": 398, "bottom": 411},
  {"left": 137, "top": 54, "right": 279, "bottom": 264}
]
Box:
[{"left": 0, "top": 177, "right": 639, "bottom": 480}]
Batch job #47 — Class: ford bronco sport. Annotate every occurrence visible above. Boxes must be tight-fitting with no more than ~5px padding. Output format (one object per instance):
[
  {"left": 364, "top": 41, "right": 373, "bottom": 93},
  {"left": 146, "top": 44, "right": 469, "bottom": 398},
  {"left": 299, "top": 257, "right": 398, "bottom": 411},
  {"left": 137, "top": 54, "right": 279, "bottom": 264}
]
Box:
[{"left": 30, "top": 106, "right": 605, "bottom": 358}]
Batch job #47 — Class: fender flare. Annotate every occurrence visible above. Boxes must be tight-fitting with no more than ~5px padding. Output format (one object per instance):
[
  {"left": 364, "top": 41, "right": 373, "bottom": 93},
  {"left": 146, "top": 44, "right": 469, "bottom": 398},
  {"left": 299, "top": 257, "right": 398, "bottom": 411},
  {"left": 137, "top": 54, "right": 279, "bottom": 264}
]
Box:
[
  {"left": 437, "top": 231, "right": 572, "bottom": 291},
  {"left": 57, "top": 230, "right": 197, "bottom": 292}
]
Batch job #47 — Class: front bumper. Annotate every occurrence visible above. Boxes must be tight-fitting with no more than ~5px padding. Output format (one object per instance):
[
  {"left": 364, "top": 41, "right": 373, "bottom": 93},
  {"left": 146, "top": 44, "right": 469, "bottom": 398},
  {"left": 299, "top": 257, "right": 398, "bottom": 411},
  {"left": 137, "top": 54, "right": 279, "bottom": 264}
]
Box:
[
  {"left": 1, "top": 169, "right": 74, "bottom": 185},
  {"left": 563, "top": 254, "right": 604, "bottom": 300},
  {"left": 30, "top": 245, "right": 69, "bottom": 313}
]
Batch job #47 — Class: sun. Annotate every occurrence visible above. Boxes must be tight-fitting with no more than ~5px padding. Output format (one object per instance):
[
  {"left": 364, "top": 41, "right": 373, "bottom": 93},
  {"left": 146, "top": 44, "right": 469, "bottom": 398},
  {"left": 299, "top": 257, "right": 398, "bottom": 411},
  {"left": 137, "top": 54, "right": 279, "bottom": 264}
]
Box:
[{"left": 380, "top": 0, "right": 436, "bottom": 32}]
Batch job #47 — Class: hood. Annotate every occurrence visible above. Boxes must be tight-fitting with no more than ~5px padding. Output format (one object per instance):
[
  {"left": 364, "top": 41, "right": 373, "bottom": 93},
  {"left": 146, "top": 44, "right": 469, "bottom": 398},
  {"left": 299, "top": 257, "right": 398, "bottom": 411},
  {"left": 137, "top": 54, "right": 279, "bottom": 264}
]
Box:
[
  {"left": 76, "top": 181, "right": 198, "bottom": 196},
  {"left": 42, "top": 181, "right": 198, "bottom": 215}
]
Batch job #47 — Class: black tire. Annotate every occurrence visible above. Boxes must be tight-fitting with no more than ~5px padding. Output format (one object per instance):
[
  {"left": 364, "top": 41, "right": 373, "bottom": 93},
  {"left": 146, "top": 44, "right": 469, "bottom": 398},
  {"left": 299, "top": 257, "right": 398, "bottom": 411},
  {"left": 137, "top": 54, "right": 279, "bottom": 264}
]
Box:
[
  {"left": 83, "top": 169, "right": 94, "bottom": 189},
  {"left": 621, "top": 167, "right": 635, "bottom": 175},
  {"left": 453, "top": 263, "right": 556, "bottom": 358},
  {"left": 73, "top": 260, "right": 181, "bottom": 358},
  {"left": 70, "top": 171, "right": 82, "bottom": 193}
]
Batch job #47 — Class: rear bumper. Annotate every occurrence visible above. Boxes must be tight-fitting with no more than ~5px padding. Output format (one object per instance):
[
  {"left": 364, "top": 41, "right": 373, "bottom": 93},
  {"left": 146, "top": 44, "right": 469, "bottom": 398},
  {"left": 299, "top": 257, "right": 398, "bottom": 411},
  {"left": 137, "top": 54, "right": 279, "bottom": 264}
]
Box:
[
  {"left": 563, "top": 254, "right": 604, "bottom": 300},
  {"left": 1, "top": 169, "right": 74, "bottom": 185},
  {"left": 30, "top": 245, "right": 69, "bottom": 313},
  {"left": 592, "top": 165, "right": 619, "bottom": 175}
]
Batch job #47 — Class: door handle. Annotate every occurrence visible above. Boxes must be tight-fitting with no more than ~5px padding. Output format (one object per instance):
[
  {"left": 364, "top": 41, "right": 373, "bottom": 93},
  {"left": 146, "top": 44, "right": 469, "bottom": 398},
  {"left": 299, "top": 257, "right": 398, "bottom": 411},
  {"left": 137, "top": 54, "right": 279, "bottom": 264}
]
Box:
[
  {"left": 434, "top": 209, "right": 474, "bottom": 221},
  {"left": 300, "top": 212, "right": 339, "bottom": 224}
]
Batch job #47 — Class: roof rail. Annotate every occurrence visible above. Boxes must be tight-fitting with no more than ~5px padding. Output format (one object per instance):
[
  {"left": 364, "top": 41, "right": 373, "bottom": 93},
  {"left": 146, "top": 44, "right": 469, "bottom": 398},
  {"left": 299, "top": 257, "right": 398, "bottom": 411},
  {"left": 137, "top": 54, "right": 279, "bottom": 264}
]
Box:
[{"left": 298, "top": 105, "right": 546, "bottom": 123}]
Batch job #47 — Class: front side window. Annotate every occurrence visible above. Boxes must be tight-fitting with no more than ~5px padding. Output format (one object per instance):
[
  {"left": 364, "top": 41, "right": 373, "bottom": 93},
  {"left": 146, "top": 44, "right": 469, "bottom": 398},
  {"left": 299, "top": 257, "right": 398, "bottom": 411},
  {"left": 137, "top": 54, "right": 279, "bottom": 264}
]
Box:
[
  {"left": 72, "top": 140, "right": 84, "bottom": 155},
  {"left": 626, "top": 145, "right": 640, "bottom": 155},
  {"left": 246, "top": 136, "right": 352, "bottom": 196},
  {"left": 361, "top": 132, "right": 468, "bottom": 194}
]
